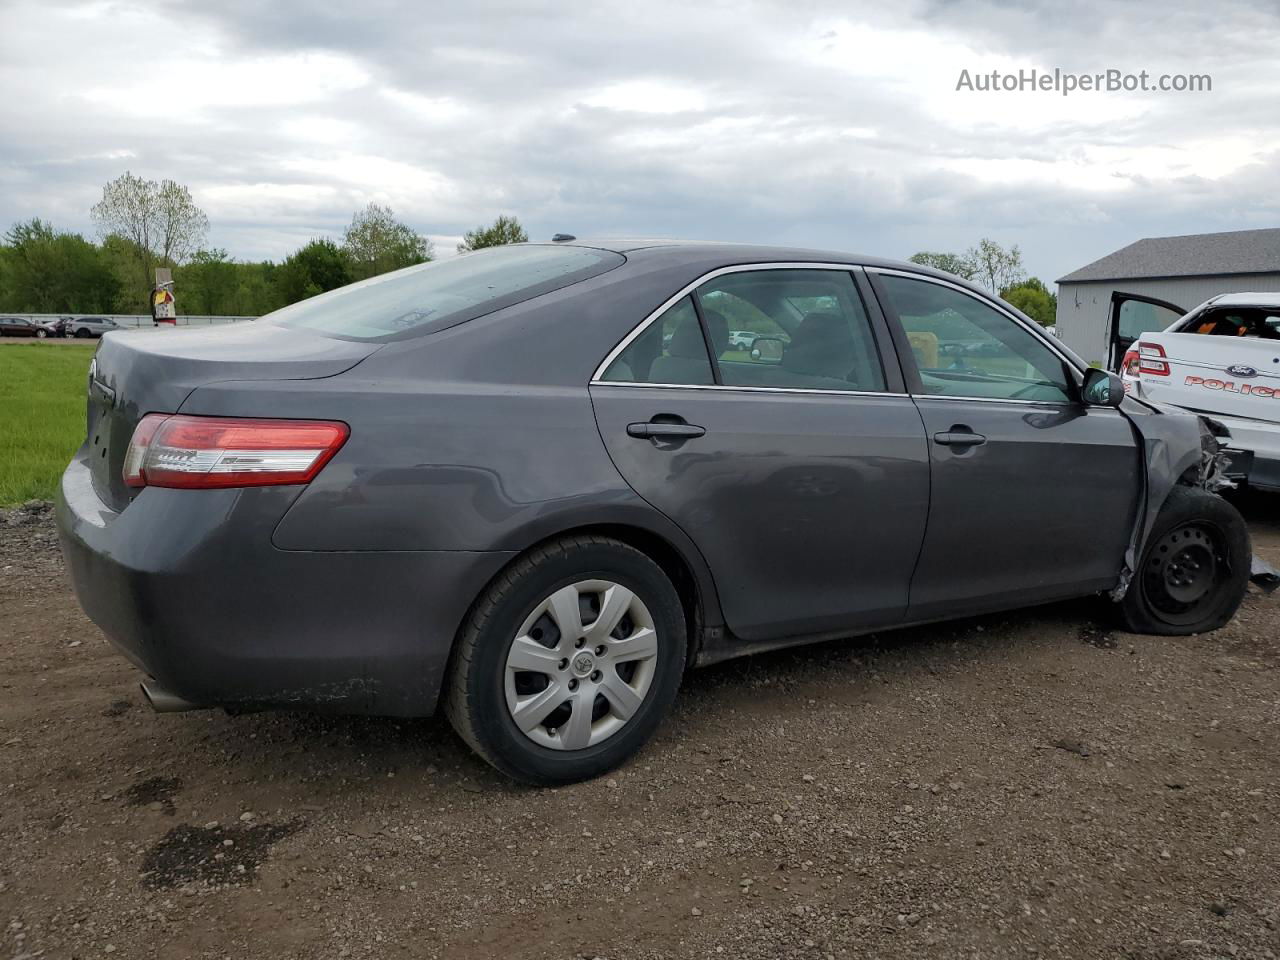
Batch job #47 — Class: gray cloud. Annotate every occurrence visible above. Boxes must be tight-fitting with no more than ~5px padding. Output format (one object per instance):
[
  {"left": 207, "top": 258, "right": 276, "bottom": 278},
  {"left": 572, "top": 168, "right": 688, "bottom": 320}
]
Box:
[{"left": 2, "top": 0, "right": 1278, "bottom": 281}]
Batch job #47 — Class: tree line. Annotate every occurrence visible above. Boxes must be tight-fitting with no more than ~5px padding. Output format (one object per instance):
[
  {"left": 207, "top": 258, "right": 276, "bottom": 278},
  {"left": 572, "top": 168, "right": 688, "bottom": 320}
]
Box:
[
  {"left": 0, "top": 171, "right": 529, "bottom": 317},
  {"left": 909, "top": 239, "right": 1057, "bottom": 327},
  {"left": 2, "top": 172, "right": 1056, "bottom": 327}
]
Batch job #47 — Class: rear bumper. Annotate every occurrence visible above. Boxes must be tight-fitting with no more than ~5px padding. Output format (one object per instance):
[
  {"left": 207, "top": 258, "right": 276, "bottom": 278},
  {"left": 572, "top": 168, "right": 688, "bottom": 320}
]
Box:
[{"left": 56, "top": 450, "right": 514, "bottom": 716}]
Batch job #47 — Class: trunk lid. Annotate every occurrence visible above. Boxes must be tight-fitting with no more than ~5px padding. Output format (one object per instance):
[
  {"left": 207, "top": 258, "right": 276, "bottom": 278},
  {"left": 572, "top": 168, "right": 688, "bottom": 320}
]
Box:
[
  {"left": 86, "top": 323, "right": 377, "bottom": 511},
  {"left": 1136, "top": 331, "right": 1280, "bottom": 420}
]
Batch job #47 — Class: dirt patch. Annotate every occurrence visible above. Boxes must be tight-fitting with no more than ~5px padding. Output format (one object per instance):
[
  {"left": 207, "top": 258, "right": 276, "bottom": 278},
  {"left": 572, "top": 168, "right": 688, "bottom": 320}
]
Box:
[
  {"left": 1077, "top": 622, "right": 1117, "bottom": 649},
  {"left": 141, "top": 820, "right": 303, "bottom": 889},
  {"left": 102, "top": 698, "right": 133, "bottom": 717},
  {"left": 2, "top": 495, "right": 1279, "bottom": 959},
  {"left": 124, "top": 775, "right": 184, "bottom": 814},
  {"left": 1046, "top": 738, "right": 1092, "bottom": 758}
]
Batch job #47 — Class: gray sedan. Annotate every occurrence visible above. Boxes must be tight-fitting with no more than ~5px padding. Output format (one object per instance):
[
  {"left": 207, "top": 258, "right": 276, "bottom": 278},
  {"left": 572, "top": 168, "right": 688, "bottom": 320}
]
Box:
[
  {"left": 56, "top": 241, "right": 1250, "bottom": 784},
  {"left": 66, "top": 316, "right": 123, "bottom": 338}
]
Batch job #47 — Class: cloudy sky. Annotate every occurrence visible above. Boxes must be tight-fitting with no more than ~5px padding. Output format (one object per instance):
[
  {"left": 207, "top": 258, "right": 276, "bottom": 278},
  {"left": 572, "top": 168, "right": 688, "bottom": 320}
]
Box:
[{"left": 2, "top": 0, "right": 1278, "bottom": 282}]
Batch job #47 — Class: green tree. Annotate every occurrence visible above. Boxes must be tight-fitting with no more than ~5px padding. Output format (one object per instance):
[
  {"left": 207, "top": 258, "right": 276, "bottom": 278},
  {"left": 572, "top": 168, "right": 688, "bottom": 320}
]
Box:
[
  {"left": 231, "top": 263, "right": 284, "bottom": 316},
  {"left": 276, "top": 238, "right": 352, "bottom": 303},
  {"left": 457, "top": 214, "right": 528, "bottom": 253},
  {"left": 0, "top": 245, "right": 12, "bottom": 306},
  {"left": 965, "top": 238, "right": 1025, "bottom": 294},
  {"left": 176, "top": 248, "right": 239, "bottom": 315},
  {"left": 907, "top": 251, "right": 976, "bottom": 281},
  {"left": 1, "top": 219, "right": 119, "bottom": 312},
  {"left": 98, "top": 233, "right": 152, "bottom": 313},
  {"left": 90, "top": 171, "right": 209, "bottom": 302},
  {"left": 1000, "top": 276, "right": 1057, "bottom": 326},
  {"left": 342, "top": 203, "right": 432, "bottom": 281}
]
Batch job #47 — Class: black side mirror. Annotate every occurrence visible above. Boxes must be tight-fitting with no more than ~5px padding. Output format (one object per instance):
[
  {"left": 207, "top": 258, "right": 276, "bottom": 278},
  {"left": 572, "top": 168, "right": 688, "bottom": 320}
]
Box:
[{"left": 1082, "top": 368, "right": 1124, "bottom": 407}]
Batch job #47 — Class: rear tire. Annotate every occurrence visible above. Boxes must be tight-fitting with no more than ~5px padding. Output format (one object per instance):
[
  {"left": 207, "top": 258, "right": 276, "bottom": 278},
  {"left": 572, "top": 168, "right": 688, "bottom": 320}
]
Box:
[
  {"left": 75, "top": 328, "right": 90, "bottom": 338},
  {"left": 1118, "top": 486, "right": 1250, "bottom": 635},
  {"left": 444, "top": 535, "right": 687, "bottom": 785}
]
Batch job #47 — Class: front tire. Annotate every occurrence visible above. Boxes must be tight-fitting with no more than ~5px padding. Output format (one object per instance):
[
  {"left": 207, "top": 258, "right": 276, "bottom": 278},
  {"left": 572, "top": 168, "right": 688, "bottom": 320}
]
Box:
[
  {"left": 1119, "top": 486, "right": 1250, "bottom": 635},
  {"left": 445, "top": 535, "right": 687, "bottom": 785},
  {"left": 36, "top": 328, "right": 47, "bottom": 338}
]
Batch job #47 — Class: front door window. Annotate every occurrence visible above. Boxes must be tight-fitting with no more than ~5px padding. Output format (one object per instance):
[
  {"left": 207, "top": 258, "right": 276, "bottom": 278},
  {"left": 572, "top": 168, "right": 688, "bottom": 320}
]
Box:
[{"left": 876, "top": 275, "right": 1072, "bottom": 403}]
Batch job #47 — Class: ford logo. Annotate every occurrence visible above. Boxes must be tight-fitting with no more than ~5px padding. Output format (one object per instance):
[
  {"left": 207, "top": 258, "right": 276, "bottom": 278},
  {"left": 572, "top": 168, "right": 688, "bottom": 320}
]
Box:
[{"left": 1226, "top": 364, "right": 1258, "bottom": 378}]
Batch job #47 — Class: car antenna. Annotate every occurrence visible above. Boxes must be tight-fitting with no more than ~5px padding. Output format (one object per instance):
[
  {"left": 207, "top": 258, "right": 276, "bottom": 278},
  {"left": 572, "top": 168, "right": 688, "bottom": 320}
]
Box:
[{"left": 551, "top": 233, "right": 576, "bottom": 243}]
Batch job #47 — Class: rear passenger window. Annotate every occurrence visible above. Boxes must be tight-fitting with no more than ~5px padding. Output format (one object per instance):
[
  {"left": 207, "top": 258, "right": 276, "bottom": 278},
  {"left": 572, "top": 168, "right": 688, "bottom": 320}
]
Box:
[
  {"left": 599, "top": 296, "right": 714, "bottom": 385},
  {"left": 697, "top": 270, "right": 886, "bottom": 392}
]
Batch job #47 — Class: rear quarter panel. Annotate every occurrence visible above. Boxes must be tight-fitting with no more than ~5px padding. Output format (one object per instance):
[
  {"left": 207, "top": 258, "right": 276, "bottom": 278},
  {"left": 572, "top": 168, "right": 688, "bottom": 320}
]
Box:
[{"left": 178, "top": 252, "right": 732, "bottom": 625}]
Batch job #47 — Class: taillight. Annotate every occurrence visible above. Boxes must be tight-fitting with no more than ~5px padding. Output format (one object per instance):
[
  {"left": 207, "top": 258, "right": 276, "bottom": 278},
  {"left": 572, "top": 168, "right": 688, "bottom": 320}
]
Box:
[
  {"left": 123, "top": 415, "right": 349, "bottom": 490},
  {"left": 1132, "top": 341, "right": 1170, "bottom": 376},
  {"left": 1120, "top": 348, "right": 1140, "bottom": 377}
]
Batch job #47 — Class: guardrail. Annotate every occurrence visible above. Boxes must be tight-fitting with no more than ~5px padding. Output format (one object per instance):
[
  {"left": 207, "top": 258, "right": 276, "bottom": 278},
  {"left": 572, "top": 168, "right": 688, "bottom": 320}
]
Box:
[{"left": 7, "top": 314, "right": 257, "bottom": 328}]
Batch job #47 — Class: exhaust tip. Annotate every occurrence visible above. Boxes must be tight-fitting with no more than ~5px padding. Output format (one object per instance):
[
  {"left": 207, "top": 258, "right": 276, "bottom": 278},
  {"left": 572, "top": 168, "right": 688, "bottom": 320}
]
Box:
[{"left": 140, "top": 680, "right": 205, "bottom": 713}]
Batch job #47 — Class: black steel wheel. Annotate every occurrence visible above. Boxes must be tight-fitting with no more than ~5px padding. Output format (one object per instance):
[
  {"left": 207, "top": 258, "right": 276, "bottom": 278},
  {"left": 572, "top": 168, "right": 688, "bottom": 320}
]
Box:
[
  {"left": 1139, "top": 522, "right": 1225, "bottom": 626},
  {"left": 1119, "top": 487, "right": 1250, "bottom": 635}
]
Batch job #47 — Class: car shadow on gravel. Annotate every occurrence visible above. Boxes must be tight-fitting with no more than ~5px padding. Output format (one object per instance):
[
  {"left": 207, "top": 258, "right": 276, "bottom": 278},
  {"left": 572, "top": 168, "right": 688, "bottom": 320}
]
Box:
[
  {"left": 123, "top": 529, "right": 1277, "bottom": 788},
  {"left": 677, "top": 597, "right": 1105, "bottom": 702},
  {"left": 186, "top": 596, "right": 1112, "bottom": 787}
]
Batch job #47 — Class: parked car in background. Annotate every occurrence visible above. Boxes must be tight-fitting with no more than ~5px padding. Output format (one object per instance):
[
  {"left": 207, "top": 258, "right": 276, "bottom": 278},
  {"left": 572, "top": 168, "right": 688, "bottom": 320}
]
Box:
[
  {"left": 727, "top": 329, "right": 758, "bottom": 350},
  {"left": 1118, "top": 291, "right": 1280, "bottom": 492},
  {"left": 40, "top": 317, "right": 73, "bottom": 338},
  {"left": 0, "top": 316, "right": 46, "bottom": 337},
  {"left": 67, "top": 316, "right": 122, "bottom": 338},
  {"left": 58, "top": 241, "right": 1251, "bottom": 786}
]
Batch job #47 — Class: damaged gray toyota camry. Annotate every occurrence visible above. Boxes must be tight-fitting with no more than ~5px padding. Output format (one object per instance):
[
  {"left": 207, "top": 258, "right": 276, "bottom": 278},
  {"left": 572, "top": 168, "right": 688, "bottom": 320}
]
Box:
[{"left": 57, "top": 240, "right": 1251, "bottom": 785}]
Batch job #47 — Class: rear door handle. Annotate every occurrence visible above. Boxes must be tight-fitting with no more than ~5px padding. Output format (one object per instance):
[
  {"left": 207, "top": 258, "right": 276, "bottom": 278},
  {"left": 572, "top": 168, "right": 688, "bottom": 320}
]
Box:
[
  {"left": 627, "top": 421, "right": 706, "bottom": 440},
  {"left": 933, "top": 430, "right": 986, "bottom": 447}
]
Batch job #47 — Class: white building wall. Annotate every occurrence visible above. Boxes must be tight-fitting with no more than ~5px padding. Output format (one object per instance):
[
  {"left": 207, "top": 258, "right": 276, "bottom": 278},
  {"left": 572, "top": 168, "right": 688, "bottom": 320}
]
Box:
[{"left": 1055, "top": 273, "right": 1280, "bottom": 365}]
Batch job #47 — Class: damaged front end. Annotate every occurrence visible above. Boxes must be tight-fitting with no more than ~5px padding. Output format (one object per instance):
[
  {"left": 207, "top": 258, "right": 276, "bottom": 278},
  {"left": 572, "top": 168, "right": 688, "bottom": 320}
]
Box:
[{"left": 1111, "top": 407, "right": 1239, "bottom": 602}]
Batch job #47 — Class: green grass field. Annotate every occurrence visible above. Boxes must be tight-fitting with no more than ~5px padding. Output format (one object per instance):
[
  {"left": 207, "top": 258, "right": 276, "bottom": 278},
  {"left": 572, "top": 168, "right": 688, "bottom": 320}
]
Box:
[{"left": 0, "top": 343, "right": 95, "bottom": 505}]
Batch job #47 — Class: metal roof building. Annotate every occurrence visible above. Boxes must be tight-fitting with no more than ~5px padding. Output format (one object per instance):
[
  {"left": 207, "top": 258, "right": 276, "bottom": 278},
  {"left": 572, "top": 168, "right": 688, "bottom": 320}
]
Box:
[{"left": 1055, "top": 227, "right": 1280, "bottom": 365}]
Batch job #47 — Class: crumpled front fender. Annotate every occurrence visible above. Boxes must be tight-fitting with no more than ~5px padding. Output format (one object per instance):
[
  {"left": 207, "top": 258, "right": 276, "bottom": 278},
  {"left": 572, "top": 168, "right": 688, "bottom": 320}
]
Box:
[{"left": 1112, "top": 405, "right": 1235, "bottom": 600}]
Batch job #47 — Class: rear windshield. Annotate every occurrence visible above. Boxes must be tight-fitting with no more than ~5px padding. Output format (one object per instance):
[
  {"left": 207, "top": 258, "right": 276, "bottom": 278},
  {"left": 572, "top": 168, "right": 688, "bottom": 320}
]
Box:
[{"left": 265, "top": 244, "right": 624, "bottom": 341}]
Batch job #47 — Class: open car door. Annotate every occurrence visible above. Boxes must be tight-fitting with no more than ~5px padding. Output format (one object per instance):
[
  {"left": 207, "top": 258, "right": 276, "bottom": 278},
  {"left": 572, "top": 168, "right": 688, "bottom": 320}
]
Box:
[{"left": 1107, "top": 291, "right": 1186, "bottom": 371}]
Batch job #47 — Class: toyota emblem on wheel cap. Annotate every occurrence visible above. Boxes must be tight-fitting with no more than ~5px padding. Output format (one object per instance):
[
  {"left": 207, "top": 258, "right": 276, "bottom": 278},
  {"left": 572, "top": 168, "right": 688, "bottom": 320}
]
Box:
[
  {"left": 573, "top": 652, "right": 595, "bottom": 674},
  {"left": 1226, "top": 364, "right": 1258, "bottom": 378}
]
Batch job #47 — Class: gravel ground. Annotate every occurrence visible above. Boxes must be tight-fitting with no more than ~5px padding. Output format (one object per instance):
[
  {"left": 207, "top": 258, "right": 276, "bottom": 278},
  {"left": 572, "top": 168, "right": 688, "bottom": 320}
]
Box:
[{"left": 2, "top": 496, "right": 1278, "bottom": 960}]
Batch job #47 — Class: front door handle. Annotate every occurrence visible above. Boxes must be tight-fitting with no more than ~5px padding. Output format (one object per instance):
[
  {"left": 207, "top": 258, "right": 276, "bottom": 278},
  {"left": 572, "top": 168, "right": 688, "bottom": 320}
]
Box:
[
  {"left": 933, "top": 430, "right": 986, "bottom": 447},
  {"left": 627, "top": 421, "right": 706, "bottom": 440}
]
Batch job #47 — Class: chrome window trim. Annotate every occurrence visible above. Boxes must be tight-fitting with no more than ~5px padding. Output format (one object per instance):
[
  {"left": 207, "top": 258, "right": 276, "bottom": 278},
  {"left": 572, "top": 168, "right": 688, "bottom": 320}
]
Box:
[
  {"left": 591, "top": 261, "right": 1092, "bottom": 406},
  {"left": 591, "top": 261, "right": 869, "bottom": 383},
  {"left": 866, "top": 267, "right": 1087, "bottom": 377},
  {"left": 588, "top": 380, "right": 910, "bottom": 399},
  {"left": 588, "top": 379, "right": 1096, "bottom": 409},
  {"left": 917, "top": 395, "right": 1069, "bottom": 408}
]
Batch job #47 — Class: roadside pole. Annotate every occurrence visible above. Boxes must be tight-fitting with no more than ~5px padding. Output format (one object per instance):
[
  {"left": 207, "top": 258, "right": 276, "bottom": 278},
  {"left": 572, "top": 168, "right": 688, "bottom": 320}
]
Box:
[{"left": 151, "top": 267, "right": 177, "bottom": 327}]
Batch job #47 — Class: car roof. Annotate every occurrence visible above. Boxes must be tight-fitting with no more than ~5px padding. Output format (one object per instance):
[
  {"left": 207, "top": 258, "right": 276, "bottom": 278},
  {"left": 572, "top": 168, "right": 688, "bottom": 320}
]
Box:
[
  {"left": 560, "top": 238, "right": 984, "bottom": 290},
  {"left": 569, "top": 237, "right": 928, "bottom": 268},
  {"left": 1205, "top": 292, "right": 1280, "bottom": 308}
]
